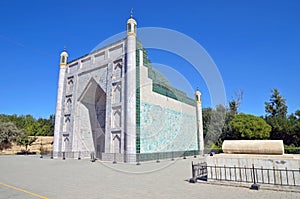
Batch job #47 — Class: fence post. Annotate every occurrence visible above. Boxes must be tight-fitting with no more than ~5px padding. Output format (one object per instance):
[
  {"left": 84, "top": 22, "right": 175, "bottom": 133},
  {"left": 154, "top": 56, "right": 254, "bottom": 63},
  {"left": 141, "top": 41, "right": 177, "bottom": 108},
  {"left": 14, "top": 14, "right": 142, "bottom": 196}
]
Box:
[
  {"left": 273, "top": 166, "right": 276, "bottom": 185},
  {"left": 285, "top": 167, "right": 289, "bottom": 185},
  {"left": 192, "top": 161, "right": 195, "bottom": 178},
  {"left": 189, "top": 161, "right": 197, "bottom": 183},
  {"left": 78, "top": 151, "right": 81, "bottom": 160},
  {"left": 250, "top": 164, "right": 260, "bottom": 190},
  {"left": 245, "top": 166, "right": 248, "bottom": 182},
  {"left": 292, "top": 170, "right": 295, "bottom": 186},
  {"left": 62, "top": 152, "right": 65, "bottom": 160},
  {"left": 171, "top": 151, "right": 174, "bottom": 161},
  {"left": 215, "top": 165, "right": 217, "bottom": 180},
  {"left": 90, "top": 152, "right": 96, "bottom": 162},
  {"left": 234, "top": 165, "right": 236, "bottom": 181},
  {"left": 156, "top": 152, "right": 160, "bottom": 163},
  {"left": 113, "top": 153, "right": 117, "bottom": 164},
  {"left": 124, "top": 152, "right": 127, "bottom": 163},
  {"left": 50, "top": 151, "right": 53, "bottom": 159},
  {"left": 279, "top": 169, "right": 283, "bottom": 186},
  {"left": 239, "top": 166, "right": 242, "bottom": 182},
  {"left": 136, "top": 153, "right": 141, "bottom": 165},
  {"left": 224, "top": 165, "right": 227, "bottom": 181},
  {"left": 261, "top": 166, "right": 264, "bottom": 184}
]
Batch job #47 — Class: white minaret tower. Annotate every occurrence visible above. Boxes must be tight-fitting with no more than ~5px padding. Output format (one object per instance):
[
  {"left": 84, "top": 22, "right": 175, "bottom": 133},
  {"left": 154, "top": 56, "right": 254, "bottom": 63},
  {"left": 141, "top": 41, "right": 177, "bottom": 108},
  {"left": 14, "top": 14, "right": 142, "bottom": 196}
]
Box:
[
  {"left": 195, "top": 88, "right": 204, "bottom": 156},
  {"left": 53, "top": 47, "right": 68, "bottom": 155},
  {"left": 125, "top": 10, "right": 137, "bottom": 155}
]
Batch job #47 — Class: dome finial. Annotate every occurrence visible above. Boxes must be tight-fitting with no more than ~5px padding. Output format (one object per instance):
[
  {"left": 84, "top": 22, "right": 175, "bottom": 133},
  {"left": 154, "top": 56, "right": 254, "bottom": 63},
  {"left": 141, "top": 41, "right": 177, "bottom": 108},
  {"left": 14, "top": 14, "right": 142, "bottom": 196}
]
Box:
[
  {"left": 64, "top": 45, "right": 66, "bottom": 52},
  {"left": 130, "top": 8, "right": 133, "bottom": 18}
]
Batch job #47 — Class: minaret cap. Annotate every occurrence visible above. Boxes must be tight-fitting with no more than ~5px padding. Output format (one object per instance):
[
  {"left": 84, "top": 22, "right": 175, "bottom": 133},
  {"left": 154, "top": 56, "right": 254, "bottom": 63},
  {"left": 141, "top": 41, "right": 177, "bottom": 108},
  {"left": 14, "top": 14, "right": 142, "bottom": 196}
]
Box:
[
  {"left": 195, "top": 87, "right": 202, "bottom": 104},
  {"left": 127, "top": 8, "right": 137, "bottom": 37},
  {"left": 196, "top": 87, "right": 201, "bottom": 94},
  {"left": 60, "top": 46, "right": 68, "bottom": 57},
  {"left": 60, "top": 47, "right": 68, "bottom": 67}
]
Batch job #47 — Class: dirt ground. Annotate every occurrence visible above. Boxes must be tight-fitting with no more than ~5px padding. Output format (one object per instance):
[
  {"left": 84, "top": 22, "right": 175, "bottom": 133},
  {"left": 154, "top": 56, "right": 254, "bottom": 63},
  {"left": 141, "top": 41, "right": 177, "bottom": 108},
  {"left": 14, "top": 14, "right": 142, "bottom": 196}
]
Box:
[{"left": 0, "top": 136, "right": 53, "bottom": 155}]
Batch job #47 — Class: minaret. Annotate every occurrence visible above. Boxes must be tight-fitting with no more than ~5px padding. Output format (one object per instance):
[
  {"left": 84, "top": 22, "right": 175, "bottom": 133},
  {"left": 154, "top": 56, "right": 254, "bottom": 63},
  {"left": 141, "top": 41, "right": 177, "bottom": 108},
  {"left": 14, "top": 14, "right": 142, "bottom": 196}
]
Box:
[
  {"left": 195, "top": 88, "right": 204, "bottom": 156},
  {"left": 53, "top": 47, "right": 68, "bottom": 155},
  {"left": 125, "top": 10, "right": 137, "bottom": 155}
]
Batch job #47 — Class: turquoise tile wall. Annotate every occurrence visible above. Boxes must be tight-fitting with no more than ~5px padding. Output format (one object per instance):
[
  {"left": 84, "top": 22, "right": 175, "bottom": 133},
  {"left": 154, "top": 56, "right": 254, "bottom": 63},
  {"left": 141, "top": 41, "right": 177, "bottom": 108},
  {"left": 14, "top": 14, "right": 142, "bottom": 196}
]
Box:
[{"left": 140, "top": 101, "right": 198, "bottom": 153}]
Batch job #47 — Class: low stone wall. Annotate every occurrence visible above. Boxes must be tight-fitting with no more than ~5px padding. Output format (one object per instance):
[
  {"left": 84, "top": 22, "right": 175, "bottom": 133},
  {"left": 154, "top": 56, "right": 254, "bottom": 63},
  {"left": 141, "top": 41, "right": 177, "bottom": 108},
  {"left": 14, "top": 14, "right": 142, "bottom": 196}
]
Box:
[{"left": 206, "top": 153, "right": 300, "bottom": 170}]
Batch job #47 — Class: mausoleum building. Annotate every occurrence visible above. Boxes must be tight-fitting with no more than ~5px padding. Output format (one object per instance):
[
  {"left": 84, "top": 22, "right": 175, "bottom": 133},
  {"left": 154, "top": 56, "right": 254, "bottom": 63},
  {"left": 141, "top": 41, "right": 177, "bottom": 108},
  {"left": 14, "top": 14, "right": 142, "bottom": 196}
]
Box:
[{"left": 53, "top": 15, "right": 203, "bottom": 162}]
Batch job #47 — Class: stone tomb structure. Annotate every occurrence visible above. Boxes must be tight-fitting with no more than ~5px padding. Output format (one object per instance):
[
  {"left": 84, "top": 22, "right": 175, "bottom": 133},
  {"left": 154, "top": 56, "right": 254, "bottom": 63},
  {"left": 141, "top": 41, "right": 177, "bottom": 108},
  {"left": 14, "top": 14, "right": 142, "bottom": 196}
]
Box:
[
  {"left": 53, "top": 16, "right": 203, "bottom": 162},
  {"left": 222, "top": 140, "right": 284, "bottom": 155}
]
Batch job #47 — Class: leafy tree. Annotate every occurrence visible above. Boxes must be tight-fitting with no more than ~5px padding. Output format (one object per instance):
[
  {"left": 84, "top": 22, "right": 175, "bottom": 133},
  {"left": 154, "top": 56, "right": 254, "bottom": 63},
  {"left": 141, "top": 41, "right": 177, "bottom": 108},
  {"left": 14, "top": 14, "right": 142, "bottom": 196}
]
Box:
[
  {"left": 24, "top": 115, "right": 37, "bottom": 135},
  {"left": 202, "top": 107, "right": 212, "bottom": 139},
  {"left": 228, "top": 89, "right": 243, "bottom": 115},
  {"left": 220, "top": 112, "right": 235, "bottom": 141},
  {"left": 264, "top": 89, "right": 290, "bottom": 141},
  {"left": 231, "top": 114, "right": 271, "bottom": 139},
  {"left": 0, "top": 122, "right": 21, "bottom": 150},
  {"left": 265, "top": 88, "right": 288, "bottom": 118},
  {"left": 36, "top": 116, "right": 55, "bottom": 136},
  {"left": 285, "top": 110, "right": 300, "bottom": 146},
  {"left": 0, "top": 114, "right": 28, "bottom": 131},
  {"left": 204, "top": 105, "right": 226, "bottom": 147},
  {"left": 15, "top": 132, "right": 37, "bottom": 152},
  {"left": 203, "top": 103, "right": 239, "bottom": 148},
  {"left": 0, "top": 114, "right": 55, "bottom": 136},
  {"left": 295, "top": 110, "right": 300, "bottom": 118}
]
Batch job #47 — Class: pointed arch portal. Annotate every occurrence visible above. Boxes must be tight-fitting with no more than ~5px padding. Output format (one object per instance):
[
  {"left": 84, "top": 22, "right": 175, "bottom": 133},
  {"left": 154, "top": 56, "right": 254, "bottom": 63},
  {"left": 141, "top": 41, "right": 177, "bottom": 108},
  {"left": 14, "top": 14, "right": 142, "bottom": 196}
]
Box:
[{"left": 79, "top": 78, "right": 106, "bottom": 159}]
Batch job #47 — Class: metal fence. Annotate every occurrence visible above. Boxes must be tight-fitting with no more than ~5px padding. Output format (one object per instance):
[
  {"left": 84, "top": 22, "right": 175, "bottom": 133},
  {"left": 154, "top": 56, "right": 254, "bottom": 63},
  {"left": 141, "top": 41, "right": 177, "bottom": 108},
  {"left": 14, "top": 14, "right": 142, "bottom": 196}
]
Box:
[
  {"left": 40, "top": 151, "right": 91, "bottom": 160},
  {"left": 190, "top": 162, "right": 300, "bottom": 188},
  {"left": 40, "top": 150, "right": 200, "bottom": 163}
]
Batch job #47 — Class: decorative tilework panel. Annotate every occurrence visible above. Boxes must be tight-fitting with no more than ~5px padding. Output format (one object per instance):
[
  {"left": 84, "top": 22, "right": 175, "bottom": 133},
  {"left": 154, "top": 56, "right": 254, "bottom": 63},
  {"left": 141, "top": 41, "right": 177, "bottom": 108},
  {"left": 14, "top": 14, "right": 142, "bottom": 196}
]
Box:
[{"left": 140, "top": 101, "right": 198, "bottom": 153}]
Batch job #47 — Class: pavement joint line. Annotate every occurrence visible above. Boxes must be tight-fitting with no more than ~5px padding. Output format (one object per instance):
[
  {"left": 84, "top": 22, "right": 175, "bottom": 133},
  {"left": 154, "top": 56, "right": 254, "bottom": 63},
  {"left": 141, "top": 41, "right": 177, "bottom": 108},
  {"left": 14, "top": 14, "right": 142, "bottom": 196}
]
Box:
[{"left": 0, "top": 181, "right": 49, "bottom": 199}]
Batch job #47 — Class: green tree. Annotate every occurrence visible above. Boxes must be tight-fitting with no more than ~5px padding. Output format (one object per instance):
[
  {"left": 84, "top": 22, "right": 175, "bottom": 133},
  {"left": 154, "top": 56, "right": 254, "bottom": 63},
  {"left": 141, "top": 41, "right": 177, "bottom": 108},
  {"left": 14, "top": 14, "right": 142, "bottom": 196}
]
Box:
[
  {"left": 264, "top": 88, "right": 289, "bottom": 141},
  {"left": 0, "top": 114, "right": 55, "bottom": 136},
  {"left": 228, "top": 89, "right": 243, "bottom": 116},
  {"left": 24, "top": 115, "right": 37, "bottom": 135},
  {"left": 285, "top": 110, "right": 300, "bottom": 146},
  {"left": 295, "top": 110, "right": 300, "bottom": 118},
  {"left": 202, "top": 107, "right": 212, "bottom": 139},
  {"left": 0, "top": 122, "right": 22, "bottom": 150},
  {"left": 15, "top": 132, "right": 37, "bottom": 152},
  {"left": 220, "top": 112, "right": 235, "bottom": 141},
  {"left": 231, "top": 114, "right": 271, "bottom": 139},
  {"left": 265, "top": 88, "right": 288, "bottom": 117},
  {"left": 204, "top": 105, "right": 226, "bottom": 147},
  {"left": 36, "top": 116, "right": 55, "bottom": 136},
  {"left": 0, "top": 114, "right": 27, "bottom": 131}
]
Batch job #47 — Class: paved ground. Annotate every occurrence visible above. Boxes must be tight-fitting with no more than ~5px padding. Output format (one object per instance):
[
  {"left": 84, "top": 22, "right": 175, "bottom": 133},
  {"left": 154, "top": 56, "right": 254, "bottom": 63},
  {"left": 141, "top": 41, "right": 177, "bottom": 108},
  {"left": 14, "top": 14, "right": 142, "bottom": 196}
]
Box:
[{"left": 0, "top": 155, "right": 299, "bottom": 199}]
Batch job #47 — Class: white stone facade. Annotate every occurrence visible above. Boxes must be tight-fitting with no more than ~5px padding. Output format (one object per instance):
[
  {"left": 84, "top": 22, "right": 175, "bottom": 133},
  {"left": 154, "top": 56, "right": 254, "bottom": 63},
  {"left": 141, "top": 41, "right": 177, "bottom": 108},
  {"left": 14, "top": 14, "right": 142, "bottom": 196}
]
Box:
[
  {"left": 54, "top": 39, "right": 128, "bottom": 159},
  {"left": 53, "top": 16, "right": 201, "bottom": 161}
]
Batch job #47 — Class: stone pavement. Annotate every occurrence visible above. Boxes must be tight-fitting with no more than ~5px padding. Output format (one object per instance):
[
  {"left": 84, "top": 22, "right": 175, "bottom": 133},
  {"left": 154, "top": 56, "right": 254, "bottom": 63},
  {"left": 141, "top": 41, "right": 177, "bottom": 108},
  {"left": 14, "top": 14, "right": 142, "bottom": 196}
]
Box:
[{"left": 0, "top": 155, "right": 299, "bottom": 199}]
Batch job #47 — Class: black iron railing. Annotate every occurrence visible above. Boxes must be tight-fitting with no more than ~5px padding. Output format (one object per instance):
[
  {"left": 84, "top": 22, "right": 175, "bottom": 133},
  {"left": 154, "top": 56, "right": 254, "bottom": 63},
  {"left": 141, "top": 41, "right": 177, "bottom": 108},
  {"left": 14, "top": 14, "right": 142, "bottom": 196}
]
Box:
[{"left": 190, "top": 162, "right": 300, "bottom": 188}]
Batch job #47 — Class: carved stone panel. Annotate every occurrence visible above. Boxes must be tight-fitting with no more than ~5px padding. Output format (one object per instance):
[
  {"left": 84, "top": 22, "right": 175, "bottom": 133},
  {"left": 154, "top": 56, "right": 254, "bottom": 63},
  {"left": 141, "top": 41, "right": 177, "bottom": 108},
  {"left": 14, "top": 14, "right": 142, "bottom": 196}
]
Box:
[
  {"left": 112, "top": 133, "right": 121, "bottom": 153},
  {"left": 112, "top": 60, "right": 122, "bottom": 80},
  {"left": 112, "top": 82, "right": 121, "bottom": 104},
  {"left": 67, "top": 76, "right": 74, "bottom": 94},
  {"left": 111, "top": 108, "right": 121, "bottom": 128}
]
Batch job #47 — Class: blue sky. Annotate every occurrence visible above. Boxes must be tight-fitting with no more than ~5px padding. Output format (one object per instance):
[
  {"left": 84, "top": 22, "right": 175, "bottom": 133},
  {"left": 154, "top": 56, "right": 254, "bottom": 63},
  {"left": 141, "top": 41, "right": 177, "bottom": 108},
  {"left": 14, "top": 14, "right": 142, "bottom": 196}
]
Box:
[{"left": 0, "top": 0, "right": 299, "bottom": 118}]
